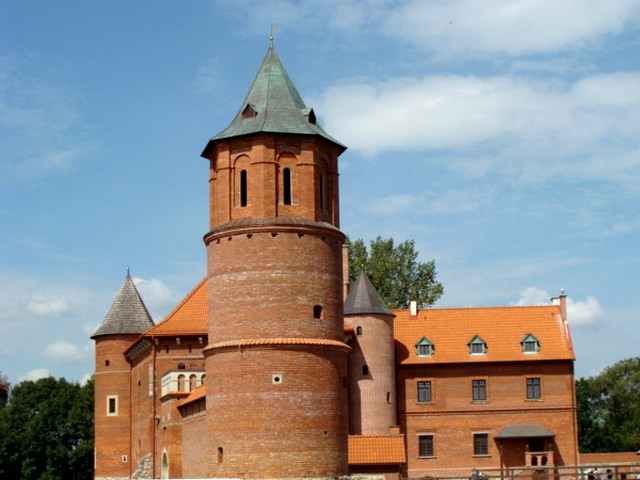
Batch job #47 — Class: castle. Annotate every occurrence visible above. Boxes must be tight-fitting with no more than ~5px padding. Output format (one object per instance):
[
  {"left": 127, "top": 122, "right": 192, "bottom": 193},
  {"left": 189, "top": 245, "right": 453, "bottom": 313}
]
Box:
[{"left": 92, "top": 44, "right": 578, "bottom": 480}]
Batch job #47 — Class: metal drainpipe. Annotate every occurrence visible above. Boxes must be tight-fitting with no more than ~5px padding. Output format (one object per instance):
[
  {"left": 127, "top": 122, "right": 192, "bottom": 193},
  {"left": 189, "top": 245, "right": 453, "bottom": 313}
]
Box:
[{"left": 152, "top": 335, "right": 157, "bottom": 479}]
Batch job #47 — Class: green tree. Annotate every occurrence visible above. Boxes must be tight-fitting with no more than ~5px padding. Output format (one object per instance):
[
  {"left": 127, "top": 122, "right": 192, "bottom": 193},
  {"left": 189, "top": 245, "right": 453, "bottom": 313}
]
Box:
[
  {"left": 347, "top": 236, "right": 443, "bottom": 309},
  {"left": 576, "top": 356, "right": 640, "bottom": 453},
  {"left": 0, "top": 376, "right": 94, "bottom": 480},
  {"left": 0, "top": 373, "right": 9, "bottom": 408}
]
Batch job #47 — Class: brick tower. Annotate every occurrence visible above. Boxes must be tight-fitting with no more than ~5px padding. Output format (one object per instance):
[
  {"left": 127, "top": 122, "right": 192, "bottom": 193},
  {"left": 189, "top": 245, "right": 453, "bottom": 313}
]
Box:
[
  {"left": 344, "top": 272, "right": 397, "bottom": 435},
  {"left": 200, "top": 45, "right": 350, "bottom": 479},
  {"left": 91, "top": 272, "right": 155, "bottom": 480}
]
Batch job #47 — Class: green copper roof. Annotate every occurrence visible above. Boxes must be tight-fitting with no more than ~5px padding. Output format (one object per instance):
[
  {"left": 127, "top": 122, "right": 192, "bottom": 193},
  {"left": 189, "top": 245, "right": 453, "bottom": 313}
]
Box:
[{"left": 201, "top": 46, "right": 345, "bottom": 158}]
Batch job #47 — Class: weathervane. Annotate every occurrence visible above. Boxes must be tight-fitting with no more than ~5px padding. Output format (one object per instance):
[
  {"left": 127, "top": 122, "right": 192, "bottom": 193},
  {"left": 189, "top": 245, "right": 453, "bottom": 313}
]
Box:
[{"left": 270, "top": 23, "right": 280, "bottom": 48}]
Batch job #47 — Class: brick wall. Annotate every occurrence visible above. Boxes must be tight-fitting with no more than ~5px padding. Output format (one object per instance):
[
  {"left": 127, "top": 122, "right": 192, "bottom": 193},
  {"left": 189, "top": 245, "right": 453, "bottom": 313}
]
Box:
[{"left": 398, "top": 361, "right": 578, "bottom": 478}]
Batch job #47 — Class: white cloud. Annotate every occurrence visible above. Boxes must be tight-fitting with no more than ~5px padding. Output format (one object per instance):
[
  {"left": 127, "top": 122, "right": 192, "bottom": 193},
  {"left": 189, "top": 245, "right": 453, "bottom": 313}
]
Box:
[
  {"left": 26, "top": 293, "right": 71, "bottom": 317},
  {"left": 132, "top": 277, "right": 183, "bottom": 321},
  {"left": 512, "top": 287, "right": 553, "bottom": 306},
  {"left": 316, "top": 72, "right": 640, "bottom": 186},
  {"left": 19, "top": 368, "right": 50, "bottom": 382},
  {"left": 566, "top": 296, "right": 605, "bottom": 326},
  {"left": 384, "top": 0, "right": 640, "bottom": 56},
  {"left": 44, "top": 340, "right": 91, "bottom": 364},
  {"left": 511, "top": 286, "right": 604, "bottom": 327}
]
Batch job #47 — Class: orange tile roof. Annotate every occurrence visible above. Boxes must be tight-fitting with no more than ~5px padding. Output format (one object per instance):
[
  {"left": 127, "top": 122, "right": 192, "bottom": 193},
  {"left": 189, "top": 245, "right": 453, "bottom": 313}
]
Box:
[
  {"left": 394, "top": 305, "right": 574, "bottom": 365},
  {"left": 177, "top": 385, "right": 206, "bottom": 408},
  {"left": 146, "top": 278, "right": 208, "bottom": 336},
  {"left": 348, "top": 435, "right": 406, "bottom": 465}
]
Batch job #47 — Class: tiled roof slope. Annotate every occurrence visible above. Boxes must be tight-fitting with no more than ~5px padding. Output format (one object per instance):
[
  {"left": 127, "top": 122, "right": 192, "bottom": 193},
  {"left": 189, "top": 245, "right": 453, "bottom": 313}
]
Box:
[
  {"left": 146, "top": 278, "right": 207, "bottom": 336},
  {"left": 394, "top": 305, "right": 574, "bottom": 365},
  {"left": 348, "top": 435, "right": 406, "bottom": 465},
  {"left": 344, "top": 272, "right": 394, "bottom": 316},
  {"left": 91, "top": 273, "right": 155, "bottom": 338},
  {"left": 201, "top": 46, "right": 345, "bottom": 158},
  {"left": 177, "top": 385, "right": 206, "bottom": 408}
]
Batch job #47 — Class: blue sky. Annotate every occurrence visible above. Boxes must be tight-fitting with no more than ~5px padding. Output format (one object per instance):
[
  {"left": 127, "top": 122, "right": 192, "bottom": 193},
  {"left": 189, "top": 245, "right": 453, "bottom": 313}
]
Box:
[{"left": 1, "top": 0, "right": 639, "bottom": 385}]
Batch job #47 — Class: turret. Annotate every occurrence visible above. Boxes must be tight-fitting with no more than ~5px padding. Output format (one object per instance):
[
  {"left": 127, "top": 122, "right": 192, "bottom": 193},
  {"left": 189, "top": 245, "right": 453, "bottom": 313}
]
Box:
[
  {"left": 344, "top": 272, "right": 398, "bottom": 435},
  {"left": 91, "top": 271, "right": 154, "bottom": 479}
]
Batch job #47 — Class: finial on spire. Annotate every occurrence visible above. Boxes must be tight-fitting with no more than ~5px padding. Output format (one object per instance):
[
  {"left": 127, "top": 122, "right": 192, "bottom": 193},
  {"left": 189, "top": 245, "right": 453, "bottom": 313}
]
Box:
[
  {"left": 126, "top": 266, "right": 131, "bottom": 278},
  {"left": 269, "top": 23, "right": 280, "bottom": 48}
]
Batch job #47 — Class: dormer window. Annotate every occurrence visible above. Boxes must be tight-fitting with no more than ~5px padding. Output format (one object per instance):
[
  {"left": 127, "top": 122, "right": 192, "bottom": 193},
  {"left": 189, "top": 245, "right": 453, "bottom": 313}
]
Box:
[
  {"left": 416, "top": 337, "right": 435, "bottom": 357},
  {"left": 301, "top": 107, "right": 317, "bottom": 125},
  {"left": 242, "top": 103, "right": 257, "bottom": 119},
  {"left": 468, "top": 335, "right": 487, "bottom": 355},
  {"left": 521, "top": 333, "right": 540, "bottom": 354}
]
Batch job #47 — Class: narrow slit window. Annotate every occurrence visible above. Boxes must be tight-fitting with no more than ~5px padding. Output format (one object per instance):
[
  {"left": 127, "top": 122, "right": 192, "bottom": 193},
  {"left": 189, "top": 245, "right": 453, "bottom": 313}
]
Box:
[
  {"left": 240, "top": 170, "right": 248, "bottom": 207},
  {"left": 283, "top": 168, "right": 292, "bottom": 205},
  {"left": 107, "top": 395, "right": 118, "bottom": 416},
  {"left": 319, "top": 174, "right": 325, "bottom": 210},
  {"left": 362, "top": 364, "right": 369, "bottom": 376},
  {"left": 313, "top": 305, "right": 323, "bottom": 319}
]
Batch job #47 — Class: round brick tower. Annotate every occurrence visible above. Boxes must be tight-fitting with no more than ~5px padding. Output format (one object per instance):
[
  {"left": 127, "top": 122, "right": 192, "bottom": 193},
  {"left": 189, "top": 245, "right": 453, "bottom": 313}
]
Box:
[
  {"left": 91, "top": 272, "right": 155, "bottom": 480},
  {"left": 344, "top": 272, "right": 397, "bottom": 435},
  {"left": 201, "top": 45, "right": 350, "bottom": 479}
]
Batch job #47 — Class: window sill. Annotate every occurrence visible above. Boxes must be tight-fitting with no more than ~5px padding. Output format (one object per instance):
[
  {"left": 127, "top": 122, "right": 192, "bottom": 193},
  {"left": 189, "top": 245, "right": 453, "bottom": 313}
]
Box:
[
  {"left": 417, "top": 456, "right": 437, "bottom": 460},
  {"left": 416, "top": 401, "right": 434, "bottom": 405},
  {"left": 471, "top": 400, "right": 489, "bottom": 404},
  {"left": 525, "top": 398, "right": 544, "bottom": 402},
  {"left": 473, "top": 454, "right": 492, "bottom": 458}
]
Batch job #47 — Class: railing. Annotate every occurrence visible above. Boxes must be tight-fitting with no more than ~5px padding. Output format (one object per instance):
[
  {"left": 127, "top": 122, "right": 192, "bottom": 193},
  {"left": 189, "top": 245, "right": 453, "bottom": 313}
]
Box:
[{"left": 408, "top": 462, "right": 640, "bottom": 480}]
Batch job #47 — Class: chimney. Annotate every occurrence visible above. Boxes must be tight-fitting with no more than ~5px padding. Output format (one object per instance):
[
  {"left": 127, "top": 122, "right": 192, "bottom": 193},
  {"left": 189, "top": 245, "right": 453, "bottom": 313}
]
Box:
[
  {"left": 410, "top": 301, "right": 418, "bottom": 317},
  {"left": 551, "top": 289, "right": 567, "bottom": 322}
]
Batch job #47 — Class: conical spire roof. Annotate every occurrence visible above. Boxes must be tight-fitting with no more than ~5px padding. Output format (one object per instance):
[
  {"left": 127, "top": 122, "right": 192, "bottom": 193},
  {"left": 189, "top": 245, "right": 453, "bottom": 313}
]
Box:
[
  {"left": 91, "top": 272, "right": 155, "bottom": 339},
  {"left": 344, "top": 272, "right": 394, "bottom": 316},
  {"left": 201, "top": 45, "right": 345, "bottom": 158}
]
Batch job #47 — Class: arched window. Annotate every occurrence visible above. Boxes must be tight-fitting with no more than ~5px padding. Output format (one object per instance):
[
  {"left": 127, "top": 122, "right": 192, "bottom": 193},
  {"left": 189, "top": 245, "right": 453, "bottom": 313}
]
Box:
[
  {"left": 240, "top": 169, "right": 248, "bottom": 207},
  {"left": 189, "top": 374, "right": 197, "bottom": 391},
  {"left": 217, "top": 447, "right": 224, "bottom": 463},
  {"left": 177, "top": 374, "right": 185, "bottom": 392},
  {"left": 161, "top": 450, "right": 169, "bottom": 479},
  {"left": 356, "top": 326, "right": 363, "bottom": 336},
  {"left": 283, "top": 168, "right": 292, "bottom": 205}
]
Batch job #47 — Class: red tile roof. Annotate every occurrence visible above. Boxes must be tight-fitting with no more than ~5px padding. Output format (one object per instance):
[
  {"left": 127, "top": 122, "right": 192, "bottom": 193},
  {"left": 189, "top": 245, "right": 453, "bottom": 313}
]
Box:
[
  {"left": 177, "top": 385, "right": 206, "bottom": 408},
  {"left": 348, "top": 435, "right": 406, "bottom": 465},
  {"left": 146, "top": 278, "right": 208, "bottom": 336},
  {"left": 393, "top": 305, "right": 574, "bottom": 365}
]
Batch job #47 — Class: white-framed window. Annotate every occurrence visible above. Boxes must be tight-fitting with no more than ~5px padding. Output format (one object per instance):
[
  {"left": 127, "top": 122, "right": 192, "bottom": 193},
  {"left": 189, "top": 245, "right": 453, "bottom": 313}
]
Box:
[{"left": 106, "top": 395, "right": 118, "bottom": 416}]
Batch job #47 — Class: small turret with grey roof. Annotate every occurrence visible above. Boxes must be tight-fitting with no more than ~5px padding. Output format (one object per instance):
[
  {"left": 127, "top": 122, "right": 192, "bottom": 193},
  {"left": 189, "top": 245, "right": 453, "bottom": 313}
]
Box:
[
  {"left": 91, "top": 271, "right": 155, "bottom": 338},
  {"left": 344, "top": 272, "right": 397, "bottom": 435}
]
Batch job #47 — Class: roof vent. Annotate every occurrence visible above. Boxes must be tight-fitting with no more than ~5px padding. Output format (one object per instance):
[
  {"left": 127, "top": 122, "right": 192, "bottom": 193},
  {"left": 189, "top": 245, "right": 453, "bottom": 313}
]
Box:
[{"left": 242, "top": 103, "right": 257, "bottom": 119}]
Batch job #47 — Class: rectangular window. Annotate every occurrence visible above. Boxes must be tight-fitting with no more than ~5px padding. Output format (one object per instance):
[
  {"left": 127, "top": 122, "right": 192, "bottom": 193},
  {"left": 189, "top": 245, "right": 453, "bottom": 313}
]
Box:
[
  {"left": 472, "top": 379, "right": 487, "bottom": 401},
  {"left": 418, "top": 434, "right": 434, "bottom": 457},
  {"left": 526, "top": 377, "right": 541, "bottom": 399},
  {"left": 473, "top": 433, "right": 489, "bottom": 456},
  {"left": 107, "top": 395, "right": 118, "bottom": 416},
  {"left": 417, "top": 381, "right": 432, "bottom": 403}
]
